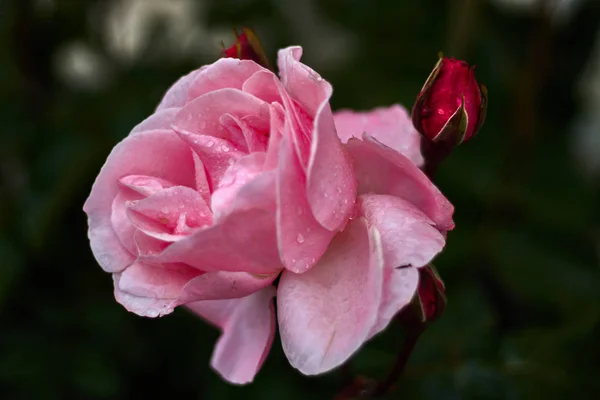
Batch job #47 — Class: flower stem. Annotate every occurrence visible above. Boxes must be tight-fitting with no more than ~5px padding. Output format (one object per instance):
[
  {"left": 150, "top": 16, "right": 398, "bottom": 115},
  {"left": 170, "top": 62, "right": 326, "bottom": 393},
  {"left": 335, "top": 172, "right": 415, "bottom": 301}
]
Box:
[{"left": 370, "top": 326, "right": 425, "bottom": 397}]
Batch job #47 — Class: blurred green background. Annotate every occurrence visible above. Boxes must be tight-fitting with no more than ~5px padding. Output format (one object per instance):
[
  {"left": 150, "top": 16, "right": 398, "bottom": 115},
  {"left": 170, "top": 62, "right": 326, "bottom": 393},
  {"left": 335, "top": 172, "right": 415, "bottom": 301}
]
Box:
[{"left": 1, "top": 0, "right": 599, "bottom": 399}]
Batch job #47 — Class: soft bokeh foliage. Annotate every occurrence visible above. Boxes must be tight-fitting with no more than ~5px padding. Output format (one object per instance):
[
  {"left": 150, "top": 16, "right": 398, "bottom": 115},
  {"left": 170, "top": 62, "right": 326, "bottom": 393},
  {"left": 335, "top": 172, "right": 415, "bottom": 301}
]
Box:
[{"left": 1, "top": 0, "right": 598, "bottom": 399}]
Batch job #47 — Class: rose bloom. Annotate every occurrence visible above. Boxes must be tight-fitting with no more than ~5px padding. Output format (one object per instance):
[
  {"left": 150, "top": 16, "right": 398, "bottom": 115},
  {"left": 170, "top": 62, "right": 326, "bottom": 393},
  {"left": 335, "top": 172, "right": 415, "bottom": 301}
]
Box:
[{"left": 83, "top": 47, "right": 454, "bottom": 384}]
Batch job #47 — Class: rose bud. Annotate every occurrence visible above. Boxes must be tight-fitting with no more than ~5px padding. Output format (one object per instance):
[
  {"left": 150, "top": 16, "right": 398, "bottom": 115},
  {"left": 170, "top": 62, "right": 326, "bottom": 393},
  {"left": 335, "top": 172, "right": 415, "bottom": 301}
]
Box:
[
  {"left": 397, "top": 264, "right": 446, "bottom": 327},
  {"left": 412, "top": 54, "right": 488, "bottom": 145},
  {"left": 416, "top": 264, "right": 446, "bottom": 323},
  {"left": 221, "top": 27, "right": 270, "bottom": 69}
]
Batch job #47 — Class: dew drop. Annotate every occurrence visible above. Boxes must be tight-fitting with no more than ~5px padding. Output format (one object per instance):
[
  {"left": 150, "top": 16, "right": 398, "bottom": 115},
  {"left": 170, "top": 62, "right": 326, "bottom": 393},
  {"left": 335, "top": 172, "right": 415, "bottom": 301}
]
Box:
[
  {"left": 324, "top": 192, "right": 329, "bottom": 198},
  {"left": 146, "top": 309, "right": 159, "bottom": 318},
  {"left": 206, "top": 140, "right": 214, "bottom": 148},
  {"left": 222, "top": 145, "right": 230, "bottom": 153},
  {"left": 296, "top": 233, "right": 305, "bottom": 244},
  {"left": 337, "top": 187, "right": 342, "bottom": 194}
]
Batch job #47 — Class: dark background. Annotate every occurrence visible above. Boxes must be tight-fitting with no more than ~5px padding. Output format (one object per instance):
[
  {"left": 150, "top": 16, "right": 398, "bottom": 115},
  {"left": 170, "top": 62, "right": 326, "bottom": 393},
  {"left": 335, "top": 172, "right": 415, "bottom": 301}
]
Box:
[{"left": 1, "top": 0, "right": 599, "bottom": 399}]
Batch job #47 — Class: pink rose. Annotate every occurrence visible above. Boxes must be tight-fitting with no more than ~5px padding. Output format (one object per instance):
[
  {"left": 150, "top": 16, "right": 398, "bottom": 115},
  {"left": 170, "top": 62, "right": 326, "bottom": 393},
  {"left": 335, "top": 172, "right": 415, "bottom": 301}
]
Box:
[{"left": 84, "top": 47, "right": 453, "bottom": 384}]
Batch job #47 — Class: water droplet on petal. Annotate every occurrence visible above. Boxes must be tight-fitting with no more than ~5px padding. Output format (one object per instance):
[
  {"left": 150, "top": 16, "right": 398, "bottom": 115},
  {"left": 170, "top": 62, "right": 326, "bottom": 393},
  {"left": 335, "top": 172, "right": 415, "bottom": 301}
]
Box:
[
  {"left": 337, "top": 187, "right": 342, "bottom": 194},
  {"left": 206, "top": 140, "right": 214, "bottom": 148},
  {"left": 296, "top": 233, "right": 305, "bottom": 244},
  {"left": 324, "top": 192, "right": 329, "bottom": 198},
  {"left": 222, "top": 145, "right": 230, "bottom": 152}
]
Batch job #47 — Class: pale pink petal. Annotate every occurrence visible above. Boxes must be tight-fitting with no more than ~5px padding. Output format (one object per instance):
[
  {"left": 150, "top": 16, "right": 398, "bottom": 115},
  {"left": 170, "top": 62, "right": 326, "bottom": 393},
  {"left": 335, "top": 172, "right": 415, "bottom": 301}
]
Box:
[
  {"left": 220, "top": 114, "right": 268, "bottom": 154},
  {"left": 173, "top": 88, "right": 270, "bottom": 141},
  {"left": 333, "top": 105, "right": 424, "bottom": 166},
  {"left": 186, "top": 58, "right": 266, "bottom": 101},
  {"left": 276, "top": 136, "right": 336, "bottom": 273},
  {"left": 111, "top": 191, "right": 140, "bottom": 254},
  {"left": 119, "top": 175, "right": 175, "bottom": 197},
  {"left": 211, "top": 153, "right": 266, "bottom": 220},
  {"left": 118, "top": 261, "right": 201, "bottom": 301},
  {"left": 306, "top": 100, "right": 357, "bottom": 231},
  {"left": 359, "top": 194, "right": 445, "bottom": 269},
  {"left": 192, "top": 152, "right": 211, "bottom": 204},
  {"left": 277, "top": 46, "right": 329, "bottom": 118},
  {"left": 144, "top": 172, "right": 282, "bottom": 274},
  {"left": 276, "top": 48, "right": 357, "bottom": 230},
  {"left": 113, "top": 270, "right": 182, "bottom": 317},
  {"left": 134, "top": 230, "right": 168, "bottom": 257},
  {"left": 177, "top": 132, "right": 244, "bottom": 188},
  {"left": 131, "top": 108, "right": 179, "bottom": 135},
  {"left": 187, "top": 287, "right": 276, "bottom": 384},
  {"left": 277, "top": 218, "right": 384, "bottom": 375},
  {"left": 242, "top": 70, "right": 282, "bottom": 104},
  {"left": 272, "top": 77, "right": 312, "bottom": 169},
  {"left": 84, "top": 130, "right": 195, "bottom": 272},
  {"left": 369, "top": 266, "right": 419, "bottom": 338},
  {"left": 127, "top": 186, "right": 212, "bottom": 241},
  {"left": 155, "top": 68, "right": 205, "bottom": 111},
  {"left": 346, "top": 135, "right": 454, "bottom": 231},
  {"left": 178, "top": 271, "right": 277, "bottom": 303},
  {"left": 115, "top": 260, "right": 276, "bottom": 319},
  {"left": 264, "top": 103, "right": 285, "bottom": 171}
]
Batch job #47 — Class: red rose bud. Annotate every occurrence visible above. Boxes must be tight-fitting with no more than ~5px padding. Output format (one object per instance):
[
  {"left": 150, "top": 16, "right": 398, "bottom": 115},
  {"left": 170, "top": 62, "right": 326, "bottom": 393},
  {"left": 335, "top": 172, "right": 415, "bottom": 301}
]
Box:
[
  {"left": 416, "top": 265, "right": 446, "bottom": 323},
  {"left": 221, "top": 27, "right": 270, "bottom": 69},
  {"left": 412, "top": 54, "right": 488, "bottom": 145}
]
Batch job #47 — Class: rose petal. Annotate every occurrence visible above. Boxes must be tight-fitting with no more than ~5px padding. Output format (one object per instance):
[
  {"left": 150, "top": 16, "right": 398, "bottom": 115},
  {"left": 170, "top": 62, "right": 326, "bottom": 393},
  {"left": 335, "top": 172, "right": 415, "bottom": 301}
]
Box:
[
  {"left": 119, "top": 175, "right": 175, "bottom": 197},
  {"left": 113, "top": 270, "right": 184, "bottom": 317},
  {"left": 118, "top": 261, "right": 201, "bottom": 301},
  {"left": 187, "top": 287, "right": 276, "bottom": 384},
  {"left": 277, "top": 135, "right": 336, "bottom": 273},
  {"left": 277, "top": 46, "right": 329, "bottom": 118},
  {"left": 333, "top": 105, "right": 424, "bottom": 166},
  {"left": 277, "top": 218, "right": 383, "bottom": 375},
  {"left": 134, "top": 230, "right": 169, "bottom": 257},
  {"left": 192, "top": 152, "right": 211, "bottom": 204},
  {"left": 84, "top": 130, "right": 195, "bottom": 272},
  {"left": 186, "top": 58, "right": 265, "bottom": 101},
  {"left": 131, "top": 108, "right": 179, "bottom": 135},
  {"left": 127, "top": 186, "right": 212, "bottom": 242},
  {"left": 276, "top": 48, "right": 357, "bottom": 231},
  {"left": 264, "top": 103, "right": 285, "bottom": 171},
  {"left": 368, "top": 266, "right": 419, "bottom": 338},
  {"left": 211, "top": 153, "right": 266, "bottom": 220},
  {"left": 155, "top": 67, "right": 205, "bottom": 111},
  {"left": 306, "top": 100, "right": 357, "bottom": 231},
  {"left": 111, "top": 191, "right": 140, "bottom": 254},
  {"left": 173, "top": 88, "right": 269, "bottom": 141},
  {"left": 346, "top": 135, "right": 454, "bottom": 231},
  {"left": 145, "top": 172, "right": 282, "bottom": 274},
  {"left": 178, "top": 271, "right": 277, "bottom": 303},
  {"left": 220, "top": 113, "right": 268, "bottom": 154},
  {"left": 242, "top": 70, "right": 282, "bottom": 104},
  {"left": 177, "top": 132, "right": 244, "bottom": 188},
  {"left": 359, "top": 194, "right": 445, "bottom": 269}
]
